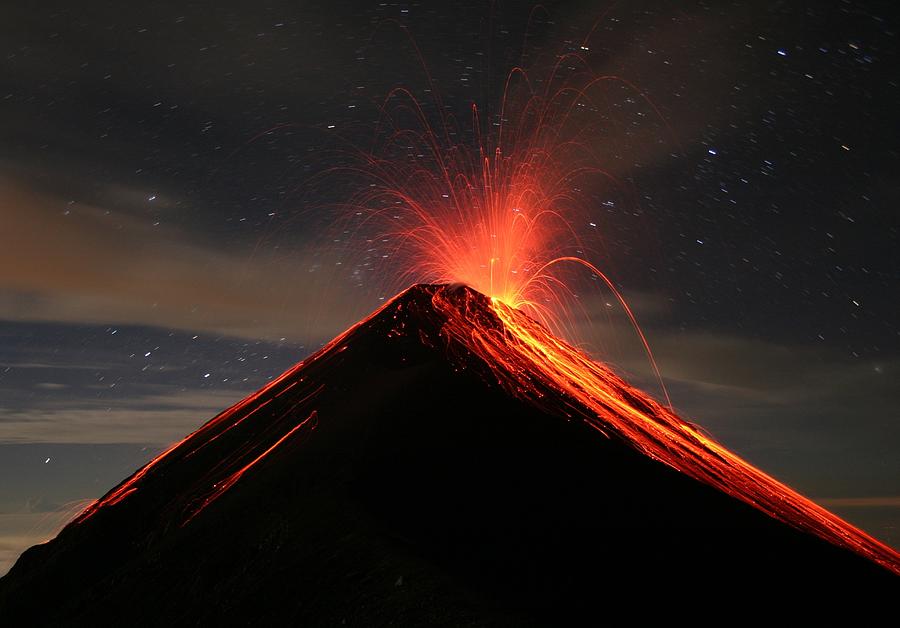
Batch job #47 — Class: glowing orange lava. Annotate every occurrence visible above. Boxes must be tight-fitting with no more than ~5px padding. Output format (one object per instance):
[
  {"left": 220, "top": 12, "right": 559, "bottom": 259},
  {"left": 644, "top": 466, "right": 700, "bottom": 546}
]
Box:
[
  {"left": 337, "top": 53, "right": 657, "bottom": 317},
  {"left": 69, "top": 40, "right": 900, "bottom": 579},
  {"left": 69, "top": 283, "right": 900, "bottom": 576}
]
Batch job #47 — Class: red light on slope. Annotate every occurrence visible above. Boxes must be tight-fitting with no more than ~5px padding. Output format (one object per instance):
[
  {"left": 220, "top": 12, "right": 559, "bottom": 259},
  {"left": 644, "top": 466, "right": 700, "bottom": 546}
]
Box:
[
  {"left": 69, "top": 284, "right": 900, "bottom": 577},
  {"left": 429, "top": 286, "right": 900, "bottom": 576}
]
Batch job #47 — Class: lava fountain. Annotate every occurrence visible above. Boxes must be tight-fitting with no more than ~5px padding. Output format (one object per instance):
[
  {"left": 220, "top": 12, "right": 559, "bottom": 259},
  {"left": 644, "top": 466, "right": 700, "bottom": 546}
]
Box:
[{"left": 332, "top": 45, "right": 667, "bottom": 354}]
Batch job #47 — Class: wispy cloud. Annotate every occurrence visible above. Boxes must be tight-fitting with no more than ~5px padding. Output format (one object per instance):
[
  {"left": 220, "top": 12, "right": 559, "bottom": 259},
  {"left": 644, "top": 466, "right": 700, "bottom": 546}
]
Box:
[
  {"left": 0, "top": 388, "right": 244, "bottom": 445},
  {"left": 0, "top": 177, "right": 367, "bottom": 343}
]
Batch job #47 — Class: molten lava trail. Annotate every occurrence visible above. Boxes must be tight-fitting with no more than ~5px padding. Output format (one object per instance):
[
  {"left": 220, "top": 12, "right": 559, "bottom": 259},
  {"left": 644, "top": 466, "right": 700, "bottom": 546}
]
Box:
[
  {"left": 427, "top": 286, "right": 900, "bottom": 576},
  {"left": 71, "top": 310, "right": 368, "bottom": 527}
]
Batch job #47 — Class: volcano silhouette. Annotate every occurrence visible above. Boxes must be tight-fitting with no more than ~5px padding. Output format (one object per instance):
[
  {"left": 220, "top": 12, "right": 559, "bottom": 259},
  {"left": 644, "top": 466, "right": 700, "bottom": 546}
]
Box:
[{"left": 1, "top": 284, "right": 897, "bottom": 625}]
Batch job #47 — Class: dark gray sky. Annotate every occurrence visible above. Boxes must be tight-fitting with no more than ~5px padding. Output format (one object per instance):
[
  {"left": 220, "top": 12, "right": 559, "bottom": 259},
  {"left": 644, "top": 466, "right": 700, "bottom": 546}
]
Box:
[{"left": 1, "top": 0, "right": 898, "bottom": 573}]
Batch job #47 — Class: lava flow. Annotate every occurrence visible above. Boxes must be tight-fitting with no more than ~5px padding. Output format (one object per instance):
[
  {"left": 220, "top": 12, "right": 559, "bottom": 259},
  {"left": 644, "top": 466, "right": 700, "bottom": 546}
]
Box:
[
  {"left": 67, "top": 283, "right": 900, "bottom": 579},
  {"left": 430, "top": 285, "right": 900, "bottom": 576}
]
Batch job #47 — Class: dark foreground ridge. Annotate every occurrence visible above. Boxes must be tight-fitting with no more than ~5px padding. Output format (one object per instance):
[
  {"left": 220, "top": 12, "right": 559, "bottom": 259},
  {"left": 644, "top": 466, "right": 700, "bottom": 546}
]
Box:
[{"left": 1, "top": 284, "right": 896, "bottom": 625}]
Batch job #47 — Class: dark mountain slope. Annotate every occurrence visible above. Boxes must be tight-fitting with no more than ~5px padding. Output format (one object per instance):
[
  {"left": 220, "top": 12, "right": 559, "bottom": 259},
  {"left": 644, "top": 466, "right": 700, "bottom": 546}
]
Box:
[{"left": 1, "top": 284, "right": 896, "bottom": 625}]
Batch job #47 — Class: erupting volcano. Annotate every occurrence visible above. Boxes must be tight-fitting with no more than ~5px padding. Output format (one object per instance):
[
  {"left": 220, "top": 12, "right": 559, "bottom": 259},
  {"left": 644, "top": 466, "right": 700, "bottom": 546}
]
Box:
[
  {"left": 0, "top": 283, "right": 897, "bottom": 624},
  {"left": 3, "top": 28, "right": 898, "bottom": 625}
]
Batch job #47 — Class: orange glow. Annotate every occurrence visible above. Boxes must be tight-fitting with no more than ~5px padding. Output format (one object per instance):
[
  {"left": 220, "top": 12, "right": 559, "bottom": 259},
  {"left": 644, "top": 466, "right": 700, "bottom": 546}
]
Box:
[
  {"left": 330, "top": 52, "right": 675, "bottom": 407},
  {"left": 338, "top": 60, "right": 647, "bottom": 312}
]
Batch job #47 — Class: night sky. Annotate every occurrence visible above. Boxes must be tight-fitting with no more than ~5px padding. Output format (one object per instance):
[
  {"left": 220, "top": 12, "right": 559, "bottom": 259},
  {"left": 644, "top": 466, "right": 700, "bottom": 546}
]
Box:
[{"left": 1, "top": 0, "right": 898, "bottom": 574}]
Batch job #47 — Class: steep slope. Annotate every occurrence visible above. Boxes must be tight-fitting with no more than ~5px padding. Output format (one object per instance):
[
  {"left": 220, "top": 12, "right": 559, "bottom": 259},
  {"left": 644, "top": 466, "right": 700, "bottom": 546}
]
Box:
[{"left": 0, "top": 284, "right": 896, "bottom": 625}]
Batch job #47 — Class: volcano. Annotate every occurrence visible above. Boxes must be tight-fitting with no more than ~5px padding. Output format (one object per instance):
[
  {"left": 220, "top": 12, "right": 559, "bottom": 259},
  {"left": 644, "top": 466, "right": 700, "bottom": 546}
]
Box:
[{"left": 1, "top": 284, "right": 897, "bottom": 624}]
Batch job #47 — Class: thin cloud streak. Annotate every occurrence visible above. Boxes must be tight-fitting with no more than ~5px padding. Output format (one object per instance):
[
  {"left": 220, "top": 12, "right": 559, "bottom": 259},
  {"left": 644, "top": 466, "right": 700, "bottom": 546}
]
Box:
[
  {"left": 0, "top": 176, "right": 366, "bottom": 343},
  {"left": 0, "top": 388, "right": 245, "bottom": 445}
]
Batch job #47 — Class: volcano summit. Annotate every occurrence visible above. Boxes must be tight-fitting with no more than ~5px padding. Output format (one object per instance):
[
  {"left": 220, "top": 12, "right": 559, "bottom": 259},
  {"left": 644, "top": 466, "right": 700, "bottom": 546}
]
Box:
[{"left": 1, "top": 284, "right": 897, "bottom": 624}]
